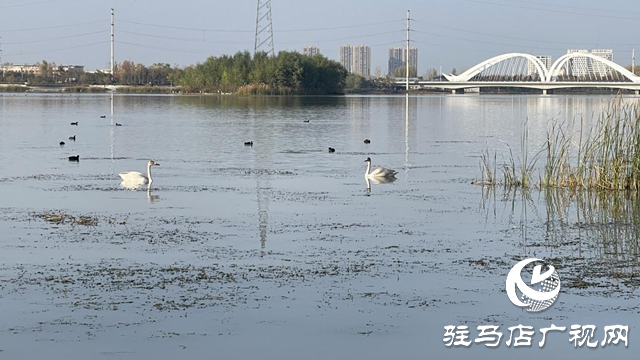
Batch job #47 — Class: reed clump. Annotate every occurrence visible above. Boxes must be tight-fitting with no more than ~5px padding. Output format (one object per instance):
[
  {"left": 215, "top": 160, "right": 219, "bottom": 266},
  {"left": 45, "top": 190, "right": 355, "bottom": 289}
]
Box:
[
  {"left": 116, "top": 86, "right": 174, "bottom": 94},
  {"left": 0, "top": 85, "right": 29, "bottom": 93},
  {"left": 236, "top": 83, "right": 296, "bottom": 95},
  {"left": 62, "top": 86, "right": 108, "bottom": 93},
  {"left": 477, "top": 97, "right": 640, "bottom": 191},
  {"left": 475, "top": 119, "right": 540, "bottom": 188}
]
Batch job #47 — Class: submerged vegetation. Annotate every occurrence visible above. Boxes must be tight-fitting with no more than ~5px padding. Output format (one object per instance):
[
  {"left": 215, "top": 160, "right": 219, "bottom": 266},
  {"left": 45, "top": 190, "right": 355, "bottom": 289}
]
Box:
[{"left": 477, "top": 97, "right": 640, "bottom": 191}]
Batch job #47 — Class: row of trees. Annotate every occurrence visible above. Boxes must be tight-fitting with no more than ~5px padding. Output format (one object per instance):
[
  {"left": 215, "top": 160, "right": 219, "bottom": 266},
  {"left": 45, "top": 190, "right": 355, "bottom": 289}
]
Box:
[
  {"left": 171, "top": 51, "right": 347, "bottom": 94},
  {"left": 1, "top": 52, "right": 348, "bottom": 94},
  {"left": 0, "top": 61, "right": 174, "bottom": 86}
]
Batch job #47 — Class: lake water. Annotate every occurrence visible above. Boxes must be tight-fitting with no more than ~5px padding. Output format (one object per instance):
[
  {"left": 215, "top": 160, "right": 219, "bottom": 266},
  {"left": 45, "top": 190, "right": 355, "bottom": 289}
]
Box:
[{"left": 0, "top": 93, "right": 636, "bottom": 359}]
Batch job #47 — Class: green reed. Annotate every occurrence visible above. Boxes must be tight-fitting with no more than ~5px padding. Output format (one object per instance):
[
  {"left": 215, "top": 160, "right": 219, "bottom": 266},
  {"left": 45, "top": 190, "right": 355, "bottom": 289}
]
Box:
[{"left": 478, "top": 96, "right": 640, "bottom": 191}]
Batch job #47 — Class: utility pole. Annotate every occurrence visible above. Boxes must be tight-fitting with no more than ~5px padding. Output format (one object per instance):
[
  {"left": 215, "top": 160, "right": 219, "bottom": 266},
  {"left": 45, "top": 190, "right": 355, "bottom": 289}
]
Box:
[
  {"left": 633, "top": 49, "right": 636, "bottom": 75},
  {"left": 406, "top": 10, "right": 410, "bottom": 92},
  {"left": 110, "top": 8, "right": 115, "bottom": 77},
  {"left": 0, "top": 37, "right": 3, "bottom": 79}
]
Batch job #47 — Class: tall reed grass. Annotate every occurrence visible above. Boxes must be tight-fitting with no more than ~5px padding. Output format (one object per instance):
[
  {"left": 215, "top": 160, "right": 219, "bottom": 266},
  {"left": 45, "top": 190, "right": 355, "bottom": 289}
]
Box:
[{"left": 477, "top": 96, "right": 640, "bottom": 191}]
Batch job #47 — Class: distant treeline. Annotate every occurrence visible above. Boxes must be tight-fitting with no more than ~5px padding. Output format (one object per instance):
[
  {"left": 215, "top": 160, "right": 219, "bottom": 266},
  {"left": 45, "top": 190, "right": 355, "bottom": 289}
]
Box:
[
  {"left": 0, "top": 51, "right": 348, "bottom": 95},
  {"left": 171, "top": 51, "right": 347, "bottom": 95},
  {"left": 0, "top": 60, "right": 173, "bottom": 87}
]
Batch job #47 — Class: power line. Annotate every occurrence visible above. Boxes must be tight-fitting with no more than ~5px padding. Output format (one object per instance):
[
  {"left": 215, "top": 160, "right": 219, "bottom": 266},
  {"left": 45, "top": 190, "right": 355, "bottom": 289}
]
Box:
[
  {"left": 279, "top": 30, "right": 403, "bottom": 45},
  {"left": 0, "top": 19, "right": 106, "bottom": 33},
  {"left": 455, "top": 0, "right": 640, "bottom": 22},
  {"left": 277, "top": 19, "right": 404, "bottom": 33},
  {"left": 412, "top": 29, "right": 583, "bottom": 51},
  {"left": 0, "top": 0, "right": 67, "bottom": 9},
  {"left": 118, "top": 29, "right": 402, "bottom": 46},
  {"left": 2, "top": 40, "right": 108, "bottom": 57},
  {"left": 413, "top": 23, "right": 640, "bottom": 49},
  {"left": 322, "top": 40, "right": 404, "bottom": 54},
  {"left": 3, "top": 30, "right": 107, "bottom": 45},
  {"left": 118, "top": 30, "right": 253, "bottom": 44},
  {"left": 477, "top": 0, "right": 640, "bottom": 17},
  {"left": 119, "top": 18, "right": 404, "bottom": 33},
  {"left": 119, "top": 41, "right": 219, "bottom": 55},
  {"left": 119, "top": 20, "right": 251, "bottom": 33},
  {"left": 412, "top": 39, "right": 501, "bottom": 54},
  {"left": 413, "top": 20, "right": 594, "bottom": 46}
]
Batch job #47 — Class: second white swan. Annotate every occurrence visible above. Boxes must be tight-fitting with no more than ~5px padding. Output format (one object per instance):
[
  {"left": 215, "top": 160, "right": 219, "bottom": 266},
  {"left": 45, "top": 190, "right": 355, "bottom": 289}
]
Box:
[
  {"left": 119, "top": 160, "right": 160, "bottom": 186},
  {"left": 364, "top": 157, "right": 397, "bottom": 178}
]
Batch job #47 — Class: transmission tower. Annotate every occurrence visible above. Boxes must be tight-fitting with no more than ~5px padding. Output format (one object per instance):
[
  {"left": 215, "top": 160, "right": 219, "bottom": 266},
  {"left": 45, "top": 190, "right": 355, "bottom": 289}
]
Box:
[{"left": 254, "top": 0, "right": 275, "bottom": 56}]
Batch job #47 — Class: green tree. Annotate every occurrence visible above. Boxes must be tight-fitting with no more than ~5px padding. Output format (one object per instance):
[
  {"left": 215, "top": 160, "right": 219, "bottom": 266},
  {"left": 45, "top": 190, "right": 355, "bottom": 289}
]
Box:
[{"left": 394, "top": 66, "right": 417, "bottom": 77}]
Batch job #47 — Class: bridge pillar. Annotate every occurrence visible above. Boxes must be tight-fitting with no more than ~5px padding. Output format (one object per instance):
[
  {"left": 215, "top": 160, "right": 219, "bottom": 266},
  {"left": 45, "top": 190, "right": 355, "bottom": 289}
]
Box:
[
  {"left": 542, "top": 89, "right": 553, "bottom": 95},
  {"left": 451, "top": 89, "right": 464, "bottom": 94},
  {"left": 635, "top": 90, "right": 639, "bottom": 96}
]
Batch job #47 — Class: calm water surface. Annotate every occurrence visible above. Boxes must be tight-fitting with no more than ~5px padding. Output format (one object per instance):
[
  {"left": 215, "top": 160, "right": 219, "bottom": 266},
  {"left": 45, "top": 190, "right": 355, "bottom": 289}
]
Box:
[{"left": 0, "top": 94, "right": 635, "bottom": 359}]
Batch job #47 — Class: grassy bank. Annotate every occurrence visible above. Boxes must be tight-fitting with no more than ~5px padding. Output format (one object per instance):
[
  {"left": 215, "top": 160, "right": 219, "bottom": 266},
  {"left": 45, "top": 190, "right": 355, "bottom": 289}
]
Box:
[{"left": 0, "top": 86, "right": 29, "bottom": 93}]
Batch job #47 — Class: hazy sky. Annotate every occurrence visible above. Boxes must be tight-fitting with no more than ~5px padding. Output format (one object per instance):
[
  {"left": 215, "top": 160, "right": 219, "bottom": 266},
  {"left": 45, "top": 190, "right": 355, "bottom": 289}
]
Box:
[{"left": 1, "top": 0, "right": 640, "bottom": 74}]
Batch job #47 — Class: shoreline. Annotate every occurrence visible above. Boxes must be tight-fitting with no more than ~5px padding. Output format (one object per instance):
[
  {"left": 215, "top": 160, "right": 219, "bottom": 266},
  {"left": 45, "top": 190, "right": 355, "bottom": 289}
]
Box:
[{"left": 0, "top": 83, "right": 634, "bottom": 96}]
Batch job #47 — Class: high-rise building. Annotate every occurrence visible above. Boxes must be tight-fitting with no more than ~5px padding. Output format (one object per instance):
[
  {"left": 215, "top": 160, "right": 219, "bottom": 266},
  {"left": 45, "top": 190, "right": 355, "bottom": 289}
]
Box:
[
  {"left": 591, "top": 49, "right": 613, "bottom": 76},
  {"left": 339, "top": 45, "right": 353, "bottom": 73},
  {"left": 303, "top": 45, "right": 320, "bottom": 57},
  {"left": 527, "top": 55, "right": 552, "bottom": 76},
  {"left": 565, "top": 49, "right": 614, "bottom": 77},
  {"left": 566, "top": 49, "right": 590, "bottom": 77},
  {"left": 388, "top": 47, "right": 404, "bottom": 77},
  {"left": 388, "top": 46, "right": 418, "bottom": 77},
  {"left": 352, "top": 45, "right": 371, "bottom": 77}
]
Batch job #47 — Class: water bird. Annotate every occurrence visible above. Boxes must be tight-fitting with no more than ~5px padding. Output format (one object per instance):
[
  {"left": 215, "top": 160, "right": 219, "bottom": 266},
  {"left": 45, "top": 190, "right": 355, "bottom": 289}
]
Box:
[
  {"left": 68, "top": 155, "right": 80, "bottom": 162},
  {"left": 244, "top": 141, "right": 253, "bottom": 146},
  {"left": 364, "top": 157, "right": 397, "bottom": 178},
  {"left": 115, "top": 123, "right": 122, "bottom": 126},
  {"left": 69, "top": 135, "right": 76, "bottom": 141},
  {"left": 70, "top": 122, "right": 78, "bottom": 126},
  {"left": 328, "top": 147, "right": 336, "bottom": 153},
  {"left": 100, "top": 115, "right": 106, "bottom": 118},
  {"left": 119, "top": 160, "right": 160, "bottom": 186},
  {"left": 364, "top": 139, "right": 371, "bottom": 144},
  {"left": 59, "top": 141, "right": 65, "bottom": 146}
]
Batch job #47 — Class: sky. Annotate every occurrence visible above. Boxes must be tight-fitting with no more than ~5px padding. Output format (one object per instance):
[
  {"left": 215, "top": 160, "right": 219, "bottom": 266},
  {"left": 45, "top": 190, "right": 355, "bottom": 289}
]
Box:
[{"left": 1, "top": 0, "right": 640, "bottom": 74}]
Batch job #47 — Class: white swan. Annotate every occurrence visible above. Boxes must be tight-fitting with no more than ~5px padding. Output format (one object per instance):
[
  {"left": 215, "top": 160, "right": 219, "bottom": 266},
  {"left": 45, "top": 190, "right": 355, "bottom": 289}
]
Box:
[
  {"left": 364, "top": 157, "right": 397, "bottom": 178},
  {"left": 119, "top": 160, "right": 160, "bottom": 187}
]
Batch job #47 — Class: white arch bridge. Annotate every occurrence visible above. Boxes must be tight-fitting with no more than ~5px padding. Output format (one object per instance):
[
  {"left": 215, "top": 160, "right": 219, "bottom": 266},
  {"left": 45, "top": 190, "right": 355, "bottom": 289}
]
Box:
[{"left": 394, "top": 52, "right": 640, "bottom": 94}]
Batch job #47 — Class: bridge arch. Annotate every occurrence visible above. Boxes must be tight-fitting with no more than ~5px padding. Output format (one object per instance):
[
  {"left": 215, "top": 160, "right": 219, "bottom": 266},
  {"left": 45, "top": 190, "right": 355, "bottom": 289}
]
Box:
[
  {"left": 443, "top": 53, "right": 550, "bottom": 82},
  {"left": 548, "top": 52, "right": 640, "bottom": 82}
]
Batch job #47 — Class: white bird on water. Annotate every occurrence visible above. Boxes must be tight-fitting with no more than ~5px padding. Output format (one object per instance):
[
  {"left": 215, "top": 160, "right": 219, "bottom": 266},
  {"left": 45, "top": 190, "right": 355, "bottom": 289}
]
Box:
[
  {"left": 119, "top": 160, "right": 160, "bottom": 188},
  {"left": 364, "top": 157, "right": 397, "bottom": 179}
]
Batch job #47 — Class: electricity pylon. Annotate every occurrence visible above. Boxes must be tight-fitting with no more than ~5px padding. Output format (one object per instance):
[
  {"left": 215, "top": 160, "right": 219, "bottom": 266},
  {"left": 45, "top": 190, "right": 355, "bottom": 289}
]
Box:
[{"left": 254, "top": 0, "right": 275, "bottom": 56}]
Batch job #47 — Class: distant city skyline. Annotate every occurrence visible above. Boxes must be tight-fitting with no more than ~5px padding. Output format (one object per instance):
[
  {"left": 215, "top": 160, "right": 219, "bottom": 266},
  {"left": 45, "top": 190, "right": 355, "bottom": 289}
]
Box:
[{"left": 0, "top": 0, "right": 639, "bottom": 73}]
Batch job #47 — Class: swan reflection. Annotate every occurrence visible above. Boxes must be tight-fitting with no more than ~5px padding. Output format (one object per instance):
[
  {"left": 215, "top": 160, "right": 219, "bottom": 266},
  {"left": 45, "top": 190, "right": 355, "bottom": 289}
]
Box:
[
  {"left": 120, "top": 182, "right": 161, "bottom": 202},
  {"left": 365, "top": 176, "right": 396, "bottom": 195},
  {"left": 147, "top": 188, "right": 160, "bottom": 203}
]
